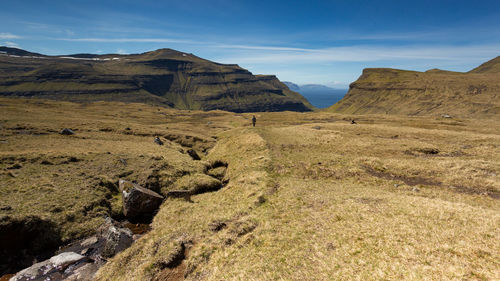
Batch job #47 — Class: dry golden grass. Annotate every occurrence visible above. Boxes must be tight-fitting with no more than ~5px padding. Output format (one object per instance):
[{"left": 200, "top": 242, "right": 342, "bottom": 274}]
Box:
[{"left": 1, "top": 97, "right": 498, "bottom": 280}]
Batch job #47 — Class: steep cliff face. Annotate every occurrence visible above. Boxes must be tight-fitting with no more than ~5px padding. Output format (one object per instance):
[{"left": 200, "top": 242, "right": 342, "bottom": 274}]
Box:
[
  {"left": 327, "top": 57, "right": 500, "bottom": 117},
  {"left": 0, "top": 47, "right": 314, "bottom": 112}
]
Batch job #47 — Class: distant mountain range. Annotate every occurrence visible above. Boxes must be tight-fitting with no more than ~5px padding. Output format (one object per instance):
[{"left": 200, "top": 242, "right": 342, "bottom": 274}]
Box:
[
  {"left": 0, "top": 47, "right": 314, "bottom": 113},
  {"left": 283, "top": 82, "right": 347, "bottom": 108},
  {"left": 326, "top": 56, "right": 500, "bottom": 118}
]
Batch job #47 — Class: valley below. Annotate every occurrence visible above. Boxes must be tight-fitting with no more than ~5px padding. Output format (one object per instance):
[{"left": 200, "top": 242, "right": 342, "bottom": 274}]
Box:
[{"left": 0, "top": 97, "right": 498, "bottom": 280}]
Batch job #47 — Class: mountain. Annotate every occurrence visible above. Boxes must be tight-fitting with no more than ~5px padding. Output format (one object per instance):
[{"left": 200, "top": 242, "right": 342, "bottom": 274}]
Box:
[
  {"left": 283, "top": 82, "right": 347, "bottom": 108},
  {"left": 326, "top": 56, "right": 500, "bottom": 117},
  {"left": 0, "top": 47, "right": 314, "bottom": 113},
  {"left": 283, "top": 81, "right": 300, "bottom": 91}
]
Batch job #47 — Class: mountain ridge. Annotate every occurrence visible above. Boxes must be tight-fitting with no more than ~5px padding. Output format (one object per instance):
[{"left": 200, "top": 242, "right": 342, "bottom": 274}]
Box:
[
  {"left": 0, "top": 47, "right": 314, "bottom": 113},
  {"left": 326, "top": 56, "right": 500, "bottom": 117}
]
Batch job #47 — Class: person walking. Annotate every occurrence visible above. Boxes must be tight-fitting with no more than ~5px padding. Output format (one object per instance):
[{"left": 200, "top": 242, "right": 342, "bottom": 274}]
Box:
[{"left": 252, "top": 115, "right": 256, "bottom": 127}]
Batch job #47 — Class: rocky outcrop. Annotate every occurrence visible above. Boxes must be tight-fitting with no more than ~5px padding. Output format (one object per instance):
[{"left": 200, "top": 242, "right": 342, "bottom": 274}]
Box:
[
  {"left": 8, "top": 218, "right": 134, "bottom": 281},
  {"left": 327, "top": 57, "right": 500, "bottom": 118},
  {"left": 0, "top": 47, "right": 315, "bottom": 113},
  {"left": 119, "top": 179, "right": 164, "bottom": 220},
  {"left": 9, "top": 252, "right": 90, "bottom": 281}
]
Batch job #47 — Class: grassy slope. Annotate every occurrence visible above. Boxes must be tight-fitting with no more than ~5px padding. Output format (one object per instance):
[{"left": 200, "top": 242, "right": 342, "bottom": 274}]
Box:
[
  {"left": 97, "top": 110, "right": 499, "bottom": 280},
  {"left": 0, "top": 98, "right": 498, "bottom": 280},
  {"left": 326, "top": 57, "right": 500, "bottom": 117},
  {"left": 0, "top": 97, "right": 238, "bottom": 253}
]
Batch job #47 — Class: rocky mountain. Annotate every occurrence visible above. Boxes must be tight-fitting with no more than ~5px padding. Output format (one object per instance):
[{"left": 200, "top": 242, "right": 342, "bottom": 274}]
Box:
[
  {"left": 327, "top": 56, "right": 500, "bottom": 117},
  {"left": 0, "top": 47, "right": 314, "bottom": 112},
  {"left": 283, "top": 81, "right": 347, "bottom": 108}
]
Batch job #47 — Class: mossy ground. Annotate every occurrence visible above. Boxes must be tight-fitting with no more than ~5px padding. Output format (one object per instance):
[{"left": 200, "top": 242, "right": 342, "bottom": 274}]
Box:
[{"left": 1, "top": 97, "right": 499, "bottom": 280}]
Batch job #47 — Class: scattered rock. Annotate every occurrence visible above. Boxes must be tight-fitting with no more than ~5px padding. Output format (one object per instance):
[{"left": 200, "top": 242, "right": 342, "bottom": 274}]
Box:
[
  {"left": 50, "top": 252, "right": 87, "bottom": 269},
  {"left": 394, "top": 184, "right": 400, "bottom": 188},
  {"left": 154, "top": 137, "right": 164, "bottom": 145},
  {"left": 186, "top": 149, "right": 201, "bottom": 160},
  {"left": 60, "top": 128, "right": 75, "bottom": 135},
  {"left": 441, "top": 114, "right": 452, "bottom": 118},
  {"left": 41, "top": 160, "right": 54, "bottom": 165},
  {"left": 119, "top": 179, "right": 164, "bottom": 219},
  {"left": 80, "top": 236, "right": 98, "bottom": 248},
  {"left": 312, "top": 126, "right": 321, "bottom": 130},
  {"left": 98, "top": 218, "right": 134, "bottom": 258},
  {"left": 411, "top": 187, "right": 420, "bottom": 192}
]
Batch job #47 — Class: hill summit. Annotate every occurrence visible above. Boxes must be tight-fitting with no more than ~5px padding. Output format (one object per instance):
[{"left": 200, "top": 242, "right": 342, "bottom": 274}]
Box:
[
  {"left": 327, "top": 56, "right": 500, "bottom": 117},
  {"left": 0, "top": 47, "right": 314, "bottom": 112}
]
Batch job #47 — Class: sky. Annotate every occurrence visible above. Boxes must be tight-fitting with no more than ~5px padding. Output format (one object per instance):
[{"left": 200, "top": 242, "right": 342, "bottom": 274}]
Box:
[{"left": 2, "top": 0, "right": 500, "bottom": 88}]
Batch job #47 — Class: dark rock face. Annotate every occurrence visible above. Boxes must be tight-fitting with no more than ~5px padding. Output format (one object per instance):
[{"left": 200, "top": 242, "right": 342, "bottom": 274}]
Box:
[
  {"left": 0, "top": 47, "right": 315, "bottom": 113},
  {"left": 119, "top": 179, "right": 164, "bottom": 220},
  {"left": 60, "top": 128, "right": 75, "bottom": 135}
]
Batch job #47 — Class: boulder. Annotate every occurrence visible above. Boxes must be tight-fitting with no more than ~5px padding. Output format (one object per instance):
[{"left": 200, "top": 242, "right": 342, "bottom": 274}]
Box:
[
  {"left": 9, "top": 252, "right": 88, "bottom": 281},
  {"left": 119, "top": 179, "right": 164, "bottom": 219},
  {"left": 60, "top": 128, "right": 75, "bottom": 135},
  {"left": 98, "top": 217, "right": 133, "bottom": 258},
  {"left": 154, "top": 137, "right": 164, "bottom": 145}
]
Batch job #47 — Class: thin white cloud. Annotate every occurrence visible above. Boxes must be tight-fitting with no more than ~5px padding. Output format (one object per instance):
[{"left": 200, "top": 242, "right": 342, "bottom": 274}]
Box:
[
  {"left": 56, "top": 37, "right": 196, "bottom": 44},
  {"left": 0, "top": 33, "right": 21, "bottom": 39},
  {"left": 214, "top": 44, "right": 500, "bottom": 65},
  {"left": 214, "top": 44, "right": 310, "bottom": 52},
  {"left": 3, "top": 41, "right": 20, "bottom": 48}
]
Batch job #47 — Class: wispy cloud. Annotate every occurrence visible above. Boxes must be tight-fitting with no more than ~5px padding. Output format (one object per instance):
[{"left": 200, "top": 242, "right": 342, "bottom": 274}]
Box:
[
  {"left": 3, "top": 41, "right": 20, "bottom": 48},
  {"left": 0, "top": 32, "right": 21, "bottom": 39},
  {"left": 55, "top": 37, "right": 196, "bottom": 44},
  {"left": 214, "top": 44, "right": 500, "bottom": 65}
]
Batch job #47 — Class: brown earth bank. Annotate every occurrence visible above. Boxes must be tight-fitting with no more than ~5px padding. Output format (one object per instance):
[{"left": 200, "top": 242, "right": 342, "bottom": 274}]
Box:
[{"left": 0, "top": 97, "right": 498, "bottom": 280}]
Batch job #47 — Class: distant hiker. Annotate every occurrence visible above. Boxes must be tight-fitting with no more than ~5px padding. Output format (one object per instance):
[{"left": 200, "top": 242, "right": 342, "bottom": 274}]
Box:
[
  {"left": 351, "top": 119, "right": 357, "bottom": 124},
  {"left": 154, "top": 136, "right": 164, "bottom": 145},
  {"left": 252, "top": 115, "right": 256, "bottom": 127}
]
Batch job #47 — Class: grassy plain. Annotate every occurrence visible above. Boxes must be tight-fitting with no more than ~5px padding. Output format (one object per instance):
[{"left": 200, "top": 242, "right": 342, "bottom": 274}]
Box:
[{"left": 0, "top": 97, "right": 498, "bottom": 280}]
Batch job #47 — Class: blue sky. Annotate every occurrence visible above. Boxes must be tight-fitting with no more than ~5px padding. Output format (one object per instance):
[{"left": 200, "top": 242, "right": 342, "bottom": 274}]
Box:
[{"left": 2, "top": 0, "right": 500, "bottom": 87}]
